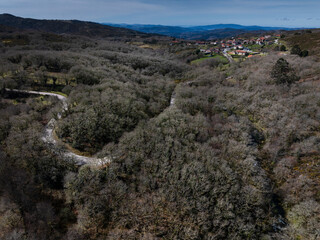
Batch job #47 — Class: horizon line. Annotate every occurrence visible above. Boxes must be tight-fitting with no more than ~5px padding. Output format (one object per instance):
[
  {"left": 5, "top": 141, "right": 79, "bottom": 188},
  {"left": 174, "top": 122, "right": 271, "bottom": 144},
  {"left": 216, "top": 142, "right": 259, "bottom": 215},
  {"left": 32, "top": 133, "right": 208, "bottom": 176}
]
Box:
[{"left": 1, "top": 13, "right": 318, "bottom": 29}]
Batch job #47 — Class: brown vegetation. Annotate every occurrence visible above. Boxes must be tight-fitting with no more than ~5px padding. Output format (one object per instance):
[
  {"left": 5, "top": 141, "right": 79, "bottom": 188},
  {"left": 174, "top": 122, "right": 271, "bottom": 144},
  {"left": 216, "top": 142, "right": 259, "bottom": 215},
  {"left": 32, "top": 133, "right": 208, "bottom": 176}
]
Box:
[{"left": 0, "top": 24, "right": 319, "bottom": 240}]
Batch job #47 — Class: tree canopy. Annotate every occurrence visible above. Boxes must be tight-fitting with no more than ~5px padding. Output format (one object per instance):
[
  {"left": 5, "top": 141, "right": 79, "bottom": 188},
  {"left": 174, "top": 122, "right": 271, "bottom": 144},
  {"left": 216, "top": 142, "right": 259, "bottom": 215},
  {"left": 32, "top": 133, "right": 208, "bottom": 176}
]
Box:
[{"left": 271, "top": 58, "right": 299, "bottom": 85}]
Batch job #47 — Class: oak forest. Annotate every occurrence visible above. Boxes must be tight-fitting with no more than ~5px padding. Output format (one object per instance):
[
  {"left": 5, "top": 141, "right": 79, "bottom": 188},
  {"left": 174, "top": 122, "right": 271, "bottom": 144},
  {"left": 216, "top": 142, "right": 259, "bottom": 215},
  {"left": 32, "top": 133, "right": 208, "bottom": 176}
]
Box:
[{"left": 0, "top": 14, "right": 319, "bottom": 240}]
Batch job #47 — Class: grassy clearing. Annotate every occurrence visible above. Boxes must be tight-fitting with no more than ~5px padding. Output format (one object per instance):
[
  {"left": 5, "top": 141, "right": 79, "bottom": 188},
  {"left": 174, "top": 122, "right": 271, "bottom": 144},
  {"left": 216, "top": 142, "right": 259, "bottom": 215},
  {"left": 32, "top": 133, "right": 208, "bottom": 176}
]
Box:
[
  {"left": 244, "top": 44, "right": 263, "bottom": 51},
  {"left": 191, "top": 55, "right": 228, "bottom": 65}
]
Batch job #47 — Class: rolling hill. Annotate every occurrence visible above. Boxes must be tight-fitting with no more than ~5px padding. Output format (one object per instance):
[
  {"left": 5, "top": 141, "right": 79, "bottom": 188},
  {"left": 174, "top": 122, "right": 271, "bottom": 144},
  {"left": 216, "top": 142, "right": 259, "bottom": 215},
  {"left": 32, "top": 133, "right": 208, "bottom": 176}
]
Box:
[
  {"left": 0, "top": 13, "right": 165, "bottom": 39},
  {"left": 106, "top": 23, "right": 295, "bottom": 40},
  {"left": 179, "top": 28, "right": 259, "bottom": 40},
  {"left": 284, "top": 29, "right": 320, "bottom": 56},
  {"left": 0, "top": 14, "right": 296, "bottom": 41}
]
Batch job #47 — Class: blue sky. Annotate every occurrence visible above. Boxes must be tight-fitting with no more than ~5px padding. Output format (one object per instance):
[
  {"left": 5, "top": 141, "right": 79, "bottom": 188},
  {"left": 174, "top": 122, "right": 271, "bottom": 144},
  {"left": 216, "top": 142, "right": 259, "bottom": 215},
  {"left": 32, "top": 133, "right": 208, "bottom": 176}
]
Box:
[{"left": 1, "top": 0, "right": 320, "bottom": 27}]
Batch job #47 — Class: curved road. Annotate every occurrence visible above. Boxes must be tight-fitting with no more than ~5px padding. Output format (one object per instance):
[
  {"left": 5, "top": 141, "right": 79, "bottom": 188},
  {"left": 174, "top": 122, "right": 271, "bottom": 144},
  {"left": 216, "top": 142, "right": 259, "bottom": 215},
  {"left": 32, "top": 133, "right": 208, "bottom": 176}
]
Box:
[
  {"left": 6, "top": 88, "right": 111, "bottom": 166},
  {"left": 6, "top": 88, "right": 177, "bottom": 166}
]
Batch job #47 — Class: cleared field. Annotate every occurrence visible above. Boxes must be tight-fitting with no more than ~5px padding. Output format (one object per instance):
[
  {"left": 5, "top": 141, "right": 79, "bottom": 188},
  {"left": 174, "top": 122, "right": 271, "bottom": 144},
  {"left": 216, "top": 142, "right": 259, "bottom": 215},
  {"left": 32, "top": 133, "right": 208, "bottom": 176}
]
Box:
[{"left": 191, "top": 54, "right": 228, "bottom": 64}]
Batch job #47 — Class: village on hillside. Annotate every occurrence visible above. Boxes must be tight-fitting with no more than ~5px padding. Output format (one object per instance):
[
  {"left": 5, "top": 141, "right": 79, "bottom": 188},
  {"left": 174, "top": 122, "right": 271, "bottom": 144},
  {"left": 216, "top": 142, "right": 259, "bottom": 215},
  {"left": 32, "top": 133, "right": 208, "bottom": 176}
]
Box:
[{"left": 170, "top": 33, "right": 284, "bottom": 63}]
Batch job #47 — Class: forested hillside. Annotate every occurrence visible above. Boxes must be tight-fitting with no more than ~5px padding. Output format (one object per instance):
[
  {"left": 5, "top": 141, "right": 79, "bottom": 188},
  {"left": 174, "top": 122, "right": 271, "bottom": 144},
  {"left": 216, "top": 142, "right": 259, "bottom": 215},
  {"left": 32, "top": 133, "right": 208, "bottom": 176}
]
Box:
[
  {"left": 0, "top": 22, "right": 319, "bottom": 240},
  {"left": 0, "top": 14, "right": 166, "bottom": 40}
]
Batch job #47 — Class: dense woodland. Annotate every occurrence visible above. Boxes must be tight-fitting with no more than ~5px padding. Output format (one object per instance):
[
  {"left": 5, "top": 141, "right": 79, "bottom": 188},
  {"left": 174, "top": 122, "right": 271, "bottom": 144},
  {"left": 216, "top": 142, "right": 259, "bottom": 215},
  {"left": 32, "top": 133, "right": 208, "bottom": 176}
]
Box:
[{"left": 0, "top": 23, "right": 319, "bottom": 240}]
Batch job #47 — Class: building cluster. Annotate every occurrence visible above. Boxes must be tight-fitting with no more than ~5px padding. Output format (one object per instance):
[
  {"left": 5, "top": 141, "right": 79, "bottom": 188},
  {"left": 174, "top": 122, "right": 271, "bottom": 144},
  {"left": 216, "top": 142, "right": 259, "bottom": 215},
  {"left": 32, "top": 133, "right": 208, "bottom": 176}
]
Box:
[{"left": 172, "top": 34, "right": 281, "bottom": 57}]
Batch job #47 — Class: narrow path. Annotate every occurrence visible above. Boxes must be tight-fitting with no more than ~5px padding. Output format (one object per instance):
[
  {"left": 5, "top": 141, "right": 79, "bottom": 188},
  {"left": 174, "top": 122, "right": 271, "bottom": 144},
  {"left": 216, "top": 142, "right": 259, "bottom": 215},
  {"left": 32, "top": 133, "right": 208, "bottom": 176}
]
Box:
[
  {"left": 168, "top": 80, "right": 199, "bottom": 109},
  {"left": 170, "top": 91, "right": 176, "bottom": 107}
]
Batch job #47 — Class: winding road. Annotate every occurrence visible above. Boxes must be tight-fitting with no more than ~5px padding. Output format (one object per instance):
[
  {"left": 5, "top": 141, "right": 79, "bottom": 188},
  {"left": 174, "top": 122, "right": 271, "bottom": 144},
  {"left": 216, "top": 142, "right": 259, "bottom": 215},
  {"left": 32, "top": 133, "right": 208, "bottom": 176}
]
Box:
[
  {"left": 6, "top": 88, "right": 111, "bottom": 166},
  {"left": 6, "top": 88, "right": 177, "bottom": 166}
]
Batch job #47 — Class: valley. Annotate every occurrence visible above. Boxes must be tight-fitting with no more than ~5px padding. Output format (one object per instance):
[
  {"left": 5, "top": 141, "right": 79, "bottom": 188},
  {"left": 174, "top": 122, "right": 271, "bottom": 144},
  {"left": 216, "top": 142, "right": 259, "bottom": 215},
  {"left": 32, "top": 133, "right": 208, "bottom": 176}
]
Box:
[{"left": 0, "top": 14, "right": 319, "bottom": 240}]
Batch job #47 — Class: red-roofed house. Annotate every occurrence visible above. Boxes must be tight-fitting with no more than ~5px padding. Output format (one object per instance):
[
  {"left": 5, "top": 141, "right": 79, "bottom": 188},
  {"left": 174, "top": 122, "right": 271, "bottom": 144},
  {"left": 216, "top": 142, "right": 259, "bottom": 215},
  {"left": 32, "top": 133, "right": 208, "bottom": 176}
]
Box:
[{"left": 236, "top": 50, "right": 247, "bottom": 56}]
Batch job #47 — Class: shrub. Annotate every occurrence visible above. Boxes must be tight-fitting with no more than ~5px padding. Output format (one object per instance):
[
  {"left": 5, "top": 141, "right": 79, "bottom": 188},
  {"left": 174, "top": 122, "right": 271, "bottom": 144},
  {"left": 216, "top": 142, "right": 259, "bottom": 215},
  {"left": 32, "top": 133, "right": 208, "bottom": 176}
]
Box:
[
  {"left": 280, "top": 45, "right": 287, "bottom": 51},
  {"left": 300, "top": 50, "right": 309, "bottom": 57},
  {"left": 291, "top": 45, "right": 302, "bottom": 56},
  {"left": 271, "top": 58, "right": 299, "bottom": 85}
]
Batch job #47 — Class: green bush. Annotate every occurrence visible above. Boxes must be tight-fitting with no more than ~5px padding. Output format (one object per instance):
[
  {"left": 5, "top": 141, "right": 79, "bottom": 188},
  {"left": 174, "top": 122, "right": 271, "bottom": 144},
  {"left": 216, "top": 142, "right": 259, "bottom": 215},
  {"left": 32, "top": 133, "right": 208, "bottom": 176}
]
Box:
[{"left": 271, "top": 58, "right": 300, "bottom": 85}]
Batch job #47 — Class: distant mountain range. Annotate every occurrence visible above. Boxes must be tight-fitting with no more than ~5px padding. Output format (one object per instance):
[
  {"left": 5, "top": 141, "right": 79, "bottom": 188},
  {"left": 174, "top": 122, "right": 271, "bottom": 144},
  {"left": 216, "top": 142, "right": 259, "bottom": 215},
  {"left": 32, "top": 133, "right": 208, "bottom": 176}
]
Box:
[
  {"left": 0, "top": 14, "right": 297, "bottom": 41},
  {"left": 0, "top": 14, "right": 165, "bottom": 39},
  {"left": 105, "top": 23, "right": 296, "bottom": 40}
]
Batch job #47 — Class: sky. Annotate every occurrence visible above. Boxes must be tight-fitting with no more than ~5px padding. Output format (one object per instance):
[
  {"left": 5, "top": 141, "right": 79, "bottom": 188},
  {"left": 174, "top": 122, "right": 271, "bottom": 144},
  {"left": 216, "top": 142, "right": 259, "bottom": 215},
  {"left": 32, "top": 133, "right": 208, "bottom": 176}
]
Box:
[{"left": 1, "top": 0, "right": 320, "bottom": 28}]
